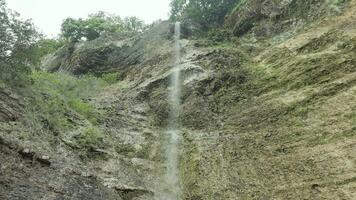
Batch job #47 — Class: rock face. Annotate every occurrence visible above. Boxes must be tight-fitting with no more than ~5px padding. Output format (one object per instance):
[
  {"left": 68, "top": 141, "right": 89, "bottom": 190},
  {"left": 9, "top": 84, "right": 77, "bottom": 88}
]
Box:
[
  {"left": 226, "top": 0, "right": 343, "bottom": 37},
  {"left": 2, "top": 1, "right": 356, "bottom": 200},
  {"left": 0, "top": 141, "right": 122, "bottom": 200},
  {"left": 0, "top": 89, "right": 22, "bottom": 122},
  {"left": 43, "top": 23, "right": 172, "bottom": 76}
]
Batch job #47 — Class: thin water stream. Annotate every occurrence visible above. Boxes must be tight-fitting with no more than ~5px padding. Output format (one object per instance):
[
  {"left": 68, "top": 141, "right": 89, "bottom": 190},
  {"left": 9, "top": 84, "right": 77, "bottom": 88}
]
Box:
[{"left": 158, "top": 22, "right": 182, "bottom": 200}]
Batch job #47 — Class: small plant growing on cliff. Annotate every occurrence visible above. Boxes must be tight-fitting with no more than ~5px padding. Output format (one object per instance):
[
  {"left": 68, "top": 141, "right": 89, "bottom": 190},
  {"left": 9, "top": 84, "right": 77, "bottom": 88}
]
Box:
[
  {"left": 77, "top": 127, "right": 104, "bottom": 149},
  {"left": 101, "top": 72, "right": 119, "bottom": 84},
  {"left": 115, "top": 143, "right": 136, "bottom": 157},
  {"left": 136, "top": 144, "right": 151, "bottom": 159},
  {"left": 326, "top": 0, "right": 345, "bottom": 14}
]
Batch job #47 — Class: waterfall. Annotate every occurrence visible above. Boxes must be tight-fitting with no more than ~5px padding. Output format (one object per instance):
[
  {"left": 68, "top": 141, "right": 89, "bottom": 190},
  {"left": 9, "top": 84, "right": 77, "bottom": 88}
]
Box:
[
  {"left": 159, "top": 22, "right": 182, "bottom": 200},
  {"left": 170, "top": 22, "right": 182, "bottom": 130}
]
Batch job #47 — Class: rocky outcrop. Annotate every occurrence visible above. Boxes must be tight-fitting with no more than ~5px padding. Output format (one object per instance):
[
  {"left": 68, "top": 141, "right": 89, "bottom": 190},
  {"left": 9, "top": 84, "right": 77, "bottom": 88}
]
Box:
[
  {"left": 226, "top": 0, "right": 346, "bottom": 37},
  {"left": 0, "top": 89, "right": 22, "bottom": 122},
  {"left": 178, "top": 1, "right": 356, "bottom": 199},
  {"left": 0, "top": 134, "right": 123, "bottom": 200},
  {"left": 42, "top": 22, "right": 173, "bottom": 76}
]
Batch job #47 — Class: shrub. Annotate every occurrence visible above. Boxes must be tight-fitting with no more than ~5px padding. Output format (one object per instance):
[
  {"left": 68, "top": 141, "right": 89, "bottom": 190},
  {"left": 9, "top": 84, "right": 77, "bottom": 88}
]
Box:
[
  {"left": 115, "top": 143, "right": 136, "bottom": 156},
  {"left": 136, "top": 144, "right": 150, "bottom": 159},
  {"left": 326, "top": 0, "right": 346, "bottom": 14},
  {"left": 207, "top": 29, "right": 232, "bottom": 42},
  {"left": 29, "top": 71, "right": 107, "bottom": 132},
  {"left": 77, "top": 127, "right": 104, "bottom": 149},
  {"left": 31, "top": 39, "right": 65, "bottom": 67},
  {"left": 68, "top": 99, "right": 98, "bottom": 124},
  {"left": 101, "top": 72, "right": 119, "bottom": 84}
]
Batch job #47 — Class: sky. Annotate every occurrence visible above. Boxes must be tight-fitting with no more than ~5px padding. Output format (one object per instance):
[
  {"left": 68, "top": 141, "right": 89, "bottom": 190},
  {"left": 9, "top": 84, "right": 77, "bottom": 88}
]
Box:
[{"left": 7, "top": 0, "right": 171, "bottom": 38}]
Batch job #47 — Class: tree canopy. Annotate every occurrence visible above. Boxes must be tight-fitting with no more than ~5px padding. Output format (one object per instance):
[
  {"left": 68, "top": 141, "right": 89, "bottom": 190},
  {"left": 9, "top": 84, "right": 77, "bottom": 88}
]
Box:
[
  {"left": 0, "top": 0, "right": 39, "bottom": 88},
  {"left": 170, "top": 0, "right": 240, "bottom": 30},
  {"left": 61, "top": 12, "right": 145, "bottom": 41}
]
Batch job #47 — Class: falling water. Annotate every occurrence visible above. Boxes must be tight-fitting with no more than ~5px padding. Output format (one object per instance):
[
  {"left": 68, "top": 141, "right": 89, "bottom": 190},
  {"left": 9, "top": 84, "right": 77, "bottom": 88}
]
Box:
[
  {"left": 159, "top": 22, "right": 182, "bottom": 200},
  {"left": 170, "top": 22, "right": 182, "bottom": 130}
]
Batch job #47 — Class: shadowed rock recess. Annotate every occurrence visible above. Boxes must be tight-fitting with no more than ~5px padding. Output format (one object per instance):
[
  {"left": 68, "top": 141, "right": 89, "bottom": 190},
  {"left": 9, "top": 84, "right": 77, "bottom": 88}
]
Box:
[{"left": 1, "top": 0, "right": 356, "bottom": 199}]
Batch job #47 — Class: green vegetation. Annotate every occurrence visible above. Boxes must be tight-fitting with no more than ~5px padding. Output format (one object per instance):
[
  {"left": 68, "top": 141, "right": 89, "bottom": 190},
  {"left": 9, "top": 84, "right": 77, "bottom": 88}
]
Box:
[
  {"left": 1, "top": 0, "right": 355, "bottom": 199},
  {"left": 0, "top": 0, "right": 38, "bottom": 88},
  {"left": 77, "top": 126, "right": 104, "bottom": 149},
  {"left": 28, "top": 72, "right": 107, "bottom": 132},
  {"left": 31, "top": 39, "right": 65, "bottom": 66},
  {"left": 61, "top": 11, "right": 145, "bottom": 41},
  {"left": 101, "top": 72, "right": 119, "bottom": 84},
  {"left": 115, "top": 143, "right": 136, "bottom": 157},
  {"left": 136, "top": 144, "right": 151, "bottom": 159},
  {"left": 170, "top": 0, "right": 240, "bottom": 30},
  {"left": 115, "top": 143, "right": 151, "bottom": 159},
  {"left": 327, "top": 0, "right": 346, "bottom": 13},
  {"left": 0, "top": 1, "right": 65, "bottom": 88}
]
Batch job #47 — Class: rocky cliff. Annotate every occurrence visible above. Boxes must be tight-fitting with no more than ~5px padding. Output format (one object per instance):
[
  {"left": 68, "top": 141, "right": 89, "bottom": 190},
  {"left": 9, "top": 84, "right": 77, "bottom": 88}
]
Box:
[{"left": 1, "top": 0, "right": 356, "bottom": 199}]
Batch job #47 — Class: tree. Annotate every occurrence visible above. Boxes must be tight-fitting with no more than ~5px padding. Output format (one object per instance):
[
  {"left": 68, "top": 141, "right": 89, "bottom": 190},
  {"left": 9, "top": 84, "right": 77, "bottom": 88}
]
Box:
[
  {"left": 0, "top": 0, "right": 39, "bottom": 88},
  {"left": 123, "top": 16, "right": 145, "bottom": 32},
  {"left": 60, "top": 12, "right": 144, "bottom": 41},
  {"left": 61, "top": 18, "right": 85, "bottom": 41},
  {"left": 170, "top": 0, "right": 188, "bottom": 21},
  {"left": 31, "top": 38, "right": 65, "bottom": 66},
  {"left": 170, "top": 0, "right": 240, "bottom": 30},
  {"left": 85, "top": 12, "right": 124, "bottom": 40}
]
